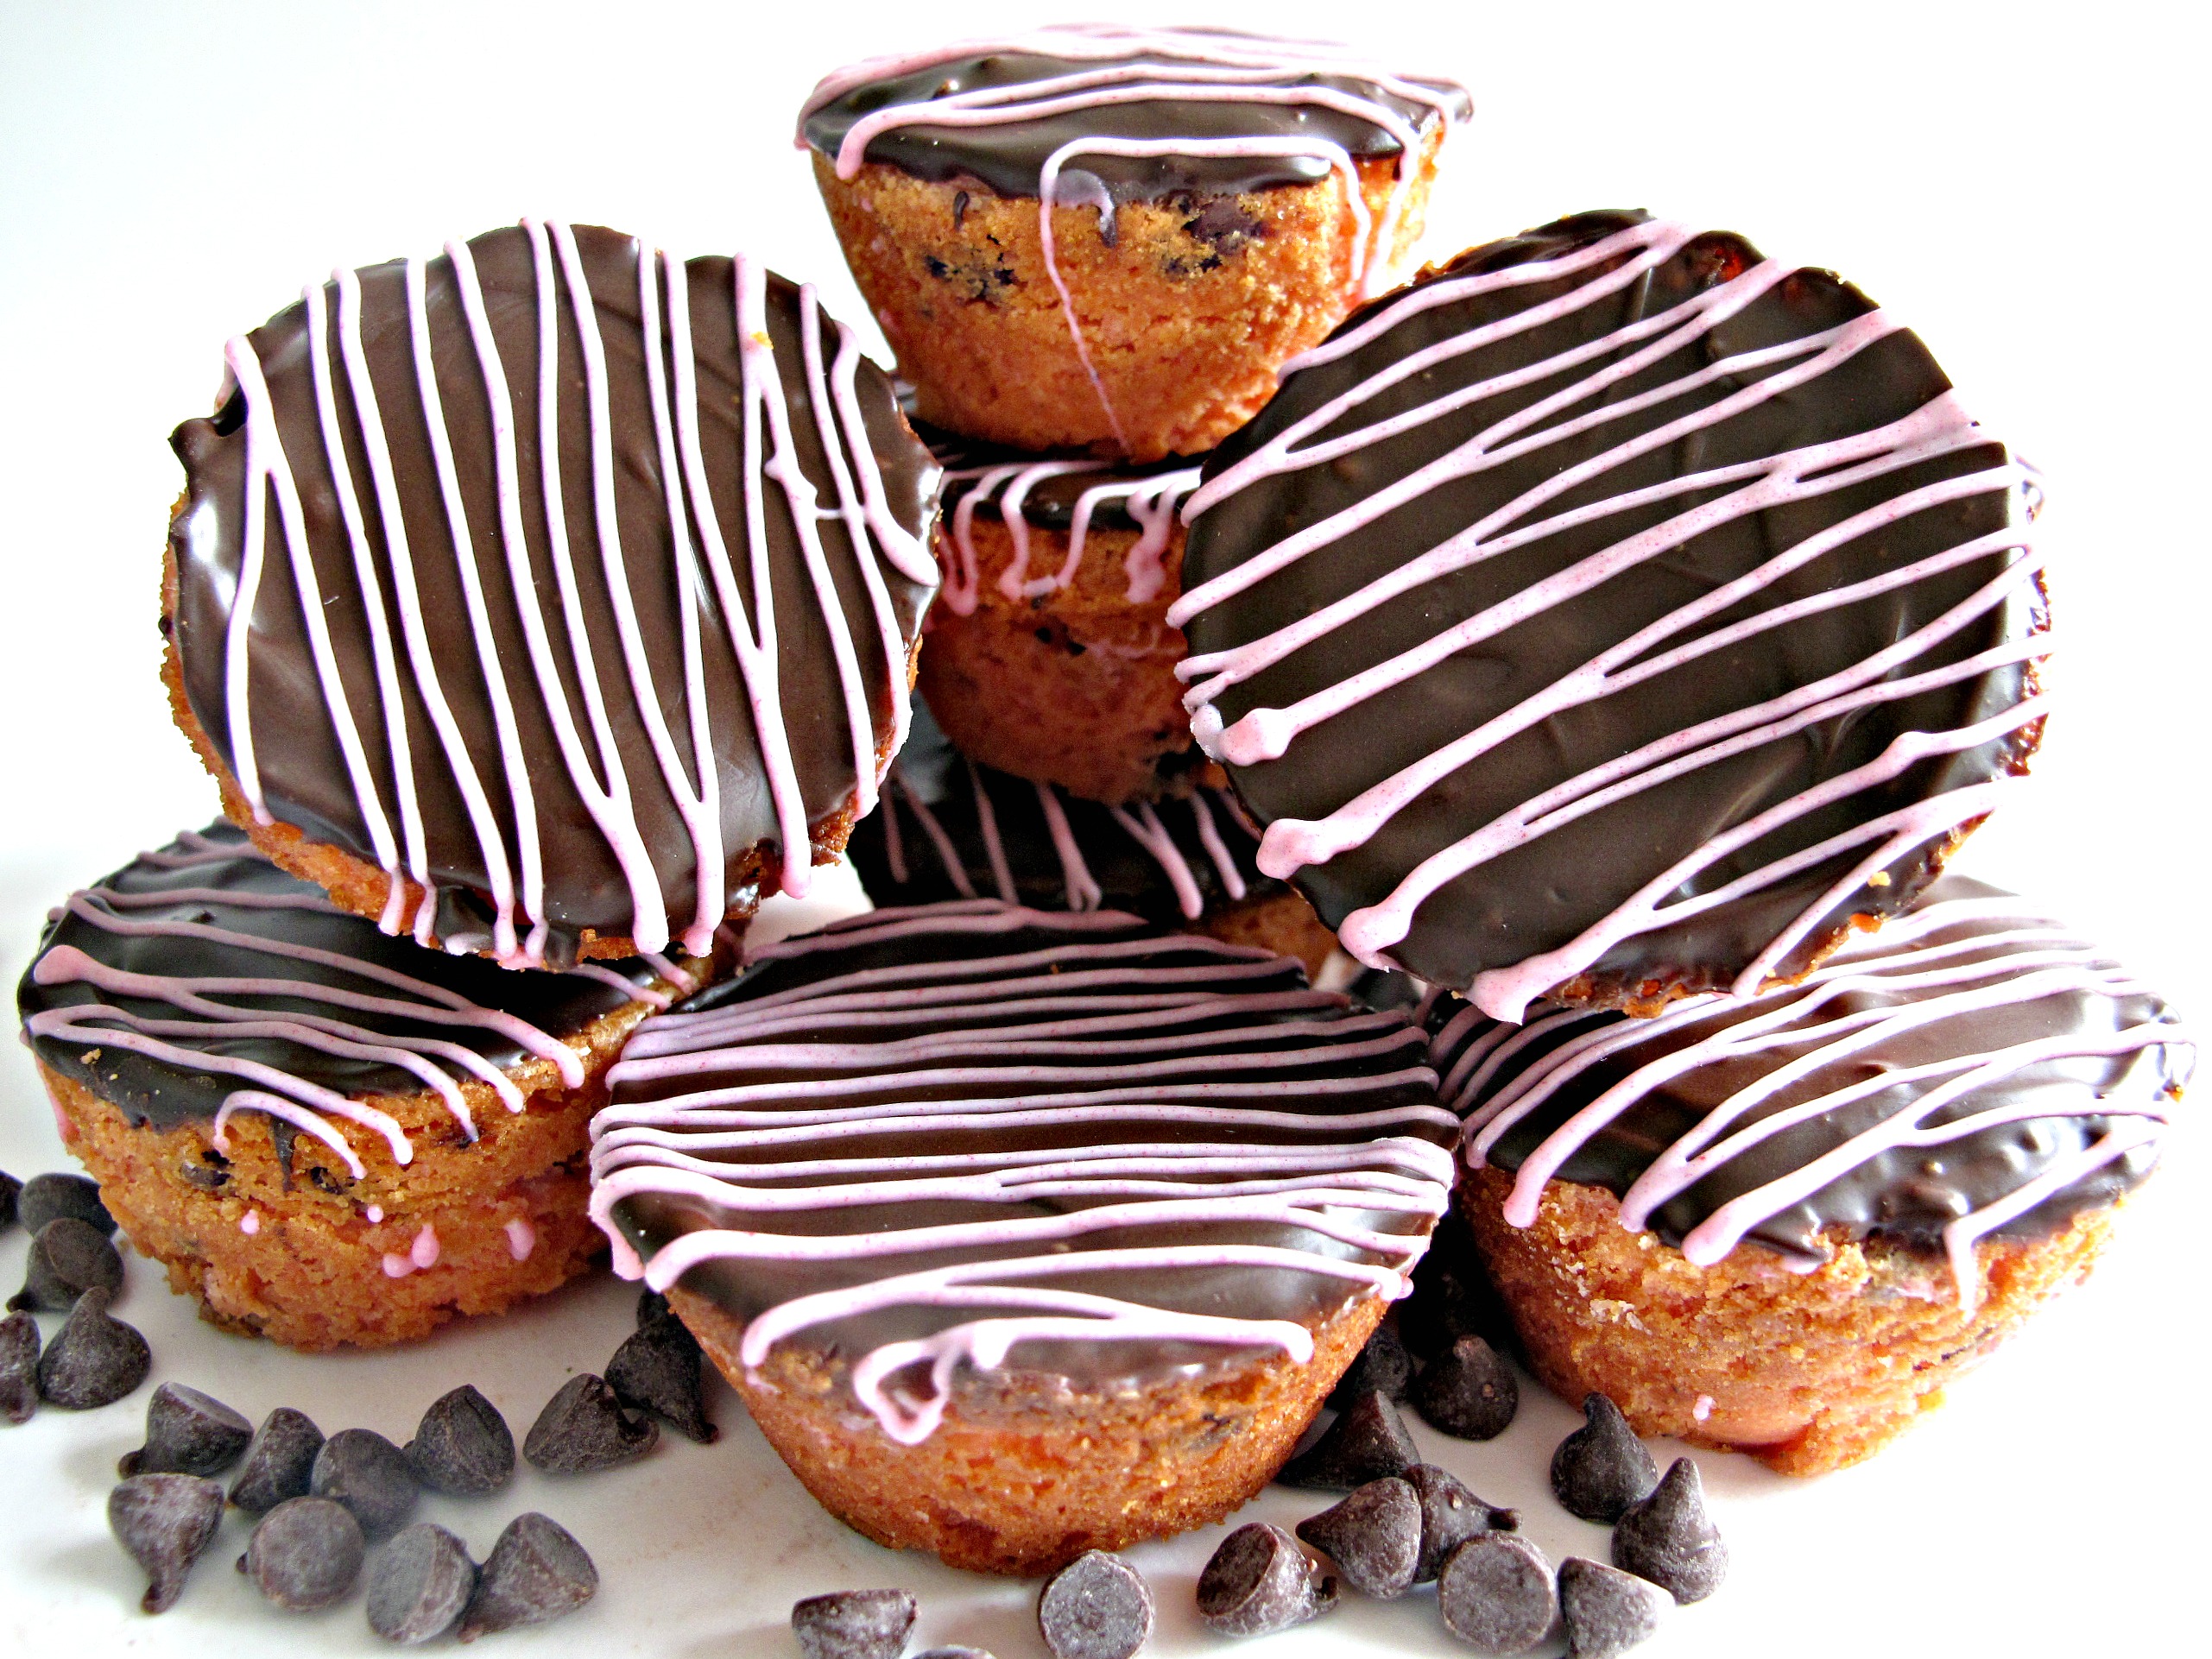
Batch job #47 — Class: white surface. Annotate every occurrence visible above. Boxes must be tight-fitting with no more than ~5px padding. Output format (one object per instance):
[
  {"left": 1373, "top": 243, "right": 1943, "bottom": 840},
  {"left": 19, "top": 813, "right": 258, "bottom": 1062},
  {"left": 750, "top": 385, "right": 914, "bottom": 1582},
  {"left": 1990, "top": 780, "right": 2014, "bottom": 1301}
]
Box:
[{"left": 0, "top": 1, "right": 2205, "bottom": 1653}]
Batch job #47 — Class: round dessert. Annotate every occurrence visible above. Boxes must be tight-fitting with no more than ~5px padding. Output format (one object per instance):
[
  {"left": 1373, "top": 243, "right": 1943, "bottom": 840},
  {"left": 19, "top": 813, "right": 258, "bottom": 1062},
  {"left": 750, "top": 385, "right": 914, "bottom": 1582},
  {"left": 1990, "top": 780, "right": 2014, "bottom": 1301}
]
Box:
[
  {"left": 799, "top": 25, "right": 1469, "bottom": 459},
  {"left": 16, "top": 823, "right": 723, "bottom": 1350},
  {"left": 922, "top": 431, "right": 1204, "bottom": 802},
  {"left": 163, "top": 218, "right": 939, "bottom": 970},
  {"left": 844, "top": 697, "right": 1337, "bottom": 975},
  {"left": 590, "top": 900, "right": 1455, "bottom": 1574},
  {"left": 1175, "top": 210, "right": 2051, "bottom": 1017},
  {"left": 1429, "top": 876, "right": 2189, "bottom": 1474}
]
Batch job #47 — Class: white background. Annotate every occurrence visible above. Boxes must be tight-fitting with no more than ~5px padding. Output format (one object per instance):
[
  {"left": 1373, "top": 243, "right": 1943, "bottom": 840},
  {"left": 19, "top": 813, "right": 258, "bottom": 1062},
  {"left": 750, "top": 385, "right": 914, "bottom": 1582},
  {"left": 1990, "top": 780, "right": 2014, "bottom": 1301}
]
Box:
[{"left": 0, "top": 1, "right": 2205, "bottom": 1653}]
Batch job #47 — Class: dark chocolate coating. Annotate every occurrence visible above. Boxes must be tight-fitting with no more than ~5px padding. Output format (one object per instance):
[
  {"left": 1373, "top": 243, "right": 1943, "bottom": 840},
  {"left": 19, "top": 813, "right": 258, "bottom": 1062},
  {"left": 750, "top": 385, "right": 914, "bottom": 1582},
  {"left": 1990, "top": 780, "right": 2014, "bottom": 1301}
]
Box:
[
  {"left": 18, "top": 823, "right": 667, "bottom": 1132},
  {"left": 1182, "top": 211, "right": 2045, "bottom": 1000},
  {"left": 801, "top": 45, "right": 1467, "bottom": 202},
  {"left": 917, "top": 417, "right": 1201, "bottom": 535},
  {"left": 167, "top": 224, "right": 938, "bottom": 963}
]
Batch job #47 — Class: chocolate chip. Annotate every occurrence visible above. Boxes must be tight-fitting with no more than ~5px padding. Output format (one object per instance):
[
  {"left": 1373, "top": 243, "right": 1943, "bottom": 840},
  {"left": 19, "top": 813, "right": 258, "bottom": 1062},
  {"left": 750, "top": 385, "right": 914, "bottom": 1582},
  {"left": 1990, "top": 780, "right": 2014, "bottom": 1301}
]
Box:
[
  {"left": 19, "top": 1171, "right": 115, "bottom": 1236},
  {"left": 230, "top": 1407, "right": 325, "bottom": 1512},
  {"left": 1560, "top": 1556, "right": 1669, "bottom": 1657},
  {"left": 406, "top": 1385, "right": 515, "bottom": 1494},
  {"left": 311, "top": 1428, "right": 420, "bottom": 1539},
  {"left": 1398, "top": 1214, "right": 1509, "bottom": 1359},
  {"left": 523, "top": 1373, "right": 659, "bottom": 1473},
  {"left": 1406, "top": 1463, "right": 1517, "bottom": 1583},
  {"left": 120, "top": 1382, "right": 252, "bottom": 1477},
  {"left": 239, "top": 1495, "right": 365, "bottom": 1611},
  {"left": 792, "top": 1588, "right": 918, "bottom": 1659},
  {"left": 1038, "top": 1549, "right": 1153, "bottom": 1659},
  {"left": 1611, "top": 1459, "right": 1727, "bottom": 1604},
  {"left": 0, "top": 1311, "right": 38, "bottom": 1424},
  {"left": 0, "top": 1170, "right": 19, "bottom": 1231},
  {"left": 1437, "top": 1534, "right": 1558, "bottom": 1655},
  {"left": 1275, "top": 1390, "right": 1417, "bottom": 1491},
  {"left": 1295, "top": 1476, "right": 1421, "bottom": 1599},
  {"left": 367, "top": 1522, "right": 477, "bottom": 1643},
  {"left": 636, "top": 1288, "right": 676, "bottom": 1329},
  {"left": 37, "top": 1284, "right": 150, "bottom": 1408},
  {"left": 1326, "top": 1322, "right": 1411, "bottom": 1408},
  {"left": 457, "top": 1512, "right": 597, "bottom": 1640},
  {"left": 9, "top": 1216, "right": 124, "bottom": 1312},
  {"left": 179, "top": 1151, "right": 230, "bottom": 1191},
  {"left": 1198, "top": 1523, "right": 1337, "bottom": 1637},
  {"left": 1411, "top": 1334, "right": 1519, "bottom": 1440},
  {"left": 606, "top": 1315, "right": 716, "bottom": 1443},
  {"left": 1551, "top": 1394, "right": 1657, "bottom": 1523},
  {"left": 109, "top": 1473, "right": 224, "bottom": 1613}
]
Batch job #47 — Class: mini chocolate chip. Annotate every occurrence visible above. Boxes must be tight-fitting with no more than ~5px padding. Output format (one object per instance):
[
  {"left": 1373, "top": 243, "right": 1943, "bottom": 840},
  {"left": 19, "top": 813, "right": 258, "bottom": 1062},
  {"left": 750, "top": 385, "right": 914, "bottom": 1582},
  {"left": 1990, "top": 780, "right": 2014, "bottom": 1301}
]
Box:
[
  {"left": 231, "top": 1408, "right": 325, "bottom": 1512},
  {"left": 457, "top": 1512, "right": 597, "bottom": 1641},
  {"left": 312, "top": 1429, "right": 420, "bottom": 1539},
  {"left": 1560, "top": 1556, "right": 1669, "bottom": 1657},
  {"left": 1038, "top": 1549, "right": 1153, "bottom": 1659},
  {"left": 791, "top": 1588, "right": 918, "bottom": 1659},
  {"left": 1, "top": 1311, "right": 38, "bottom": 1424},
  {"left": 406, "top": 1385, "right": 515, "bottom": 1494},
  {"left": 1551, "top": 1394, "right": 1658, "bottom": 1523},
  {"left": 606, "top": 1315, "right": 716, "bottom": 1443},
  {"left": 1406, "top": 1463, "right": 1518, "bottom": 1584},
  {"left": 120, "top": 1382, "right": 254, "bottom": 1476},
  {"left": 1275, "top": 1390, "right": 1417, "bottom": 1491},
  {"left": 1611, "top": 1459, "right": 1727, "bottom": 1604},
  {"left": 109, "top": 1473, "right": 225, "bottom": 1613},
  {"left": 1197, "top": 1523, "right": 1337, "bottom": 1637},
  {"left": 523, "top": 1373, "right": 659, "bottom": 1473},
  {"left": 1437, "top": 1534, "right": 1558, "bottom": 1655},
  {"left": 1295, "top": 1476, "right": 1421, "bottom": 1599},
  {"left": 178, "top": 1155, "right": 229, "bottom": 1191},
  {"left": 19, "top": 1171, "right": 115, "bottom": 1236},
  {"left": 1326, "top": 1322, "right": 1411, "bottom": 1408},
  {"left": 9, "top": 1216, "right": 124, "bottom": 1312},
  {"left": 368, "top": 1522, "right": 477, "bottom": 1643},
  {"left": 0, "top": 1170, "right": 19, "bottom": 1231},
  {"left": 37, "top": 1285, "right": 150, "bottom": 1408},
  {"left": 1411, "top": 1334, "right": 1519, "bottom": 1440},
  {"left": 239, "top": 1495, "right": 365, "bottom": 1611}
]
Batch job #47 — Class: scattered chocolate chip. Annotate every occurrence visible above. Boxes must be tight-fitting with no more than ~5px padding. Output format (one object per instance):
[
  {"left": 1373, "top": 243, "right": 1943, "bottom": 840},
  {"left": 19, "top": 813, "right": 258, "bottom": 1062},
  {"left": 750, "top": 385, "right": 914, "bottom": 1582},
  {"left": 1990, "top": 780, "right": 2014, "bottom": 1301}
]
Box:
[
  {"left": 1411, "top": 1334, "right": 1519, "bottom": 1441},
  {"left": 1437, "top": 1534, "right": 1558, "bottom": 1656},
  {"left": 9, "top": 1216, "right": 124, "bottom": 1312},
  {"left": 19, "top": 1171, "right": 115, "bottom": 1236},
  {"left": 457, "top": 1513, "right": 597, "bottom": 1640},
  {"left": 1550, "top": 1394, "right": 1658, "bottom": 1523},
  {"left": 120, "top": 1382, "right": 254, "bottom": 1476},
  {"left": 1275, "top": 1390, "right": 1418, "bottom": 1491},
  {"left": 179, "top": 1152, "right": 230, "bottom": 1191},
  {"left": 0, "top": 1311, "right": 38, "bottom": 1424},
  {"left": 109, "top": 1473, "right": 225, "bottom": 1613},
  {"left": 311, "top": 1428, "right": 420, "bottom": 1539},
  {"left": 1560, "top": 1556, "right": 1669, "bottom": 1657},
  {"left": 1406, "top": 1463, "right": 1517, "bottom": 1584},
  {"left": 1398, "top": 1214, "right": 1510, "bottom": 1359},
  {"left": 231, "top": 1407, "right": 325, "bottom": 1512},
  {"left": 37, "top": 1285, "right": 150, "bottom": 1408},
  {"left": 791, "top": 1588, "right": 918, "bottom": 1659},
  {"left": 1296, "top": 1476, "right": 1421, "bottom": 1599},
  {"left": 1612, "top": 1459, "right": 1727, "bottom": 1604},
  {"left": 239, "top": 1495, "right": 365, "bottom": 1611},
  {"left": 523, "top": 1373, "right": 659, "bottom": 1473},
  {"left": 1038, "top": 1549, "right": 1153, "bottom": 1659},
  {"left": 0, "top": 1170, "right": 18, "bottom": 1231},
  {"left": 405, "top": 1385, "right": 515, "bottom": 1495},
  {"left": 1197, "top": 1523, "right": 1338, "bottom": 1637},
  {"left": 606, "top": 1315, "right": 716, "bottom": 1443},
  {"left": 1326, "top": 1322, "right": 1411, "bottom": 1408},
  {"left": 367, "top": 1522, "right": 477, "bottom": 1643}
]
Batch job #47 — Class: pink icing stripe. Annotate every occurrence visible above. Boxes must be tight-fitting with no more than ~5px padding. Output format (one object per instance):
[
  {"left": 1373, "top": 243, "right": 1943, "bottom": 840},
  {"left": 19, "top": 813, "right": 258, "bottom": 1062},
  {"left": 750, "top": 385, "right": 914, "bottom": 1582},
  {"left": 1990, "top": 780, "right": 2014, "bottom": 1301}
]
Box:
[
  {"left": 1939, "top": 1121, "right": 2164, "bottom": 1315},
  {"left": 937, "top": 457, "right": 1201, "bottom": 613},
  {"left": 1035, "top": 782, "right": 1103, "bottom": 910},
  {"left": 880, "top": 766, "right": 910, "bottom": 883},
  {"left": 894, "top": 775, "right": 977, "bottom": 899},
  {"left": 213, "top": 1094, "right": 367, "bottom": 1180},
  {"left": 1190, "top": 791, "right": 1248, "bottom": 902},
  {"left": 968, "top": 761, "right": 1018, "bottom": 902},
  {"left": 1108, "top": 802, "right": 1204, "bottom": 918}
]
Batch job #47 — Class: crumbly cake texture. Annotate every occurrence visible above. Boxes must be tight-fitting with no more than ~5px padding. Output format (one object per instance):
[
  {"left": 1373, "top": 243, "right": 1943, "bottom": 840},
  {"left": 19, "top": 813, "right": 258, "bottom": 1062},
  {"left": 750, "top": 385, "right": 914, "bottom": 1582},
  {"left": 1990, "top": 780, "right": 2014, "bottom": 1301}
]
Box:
[
  {"left": 1460, "top": 1167, "right": 2120, "bottom": 1476},
  {"left": 1191, "top": 888, "right": 1338, "bottom": 982},
  {"left": 815, "top": 134, "right": 1443, "bottom": 461},
  {"left": 918, "top": 515, "right": 1192, "bottom": 804},
  {"left": 674, "top": 1285, "right": 1383, "bottom": 1575}
]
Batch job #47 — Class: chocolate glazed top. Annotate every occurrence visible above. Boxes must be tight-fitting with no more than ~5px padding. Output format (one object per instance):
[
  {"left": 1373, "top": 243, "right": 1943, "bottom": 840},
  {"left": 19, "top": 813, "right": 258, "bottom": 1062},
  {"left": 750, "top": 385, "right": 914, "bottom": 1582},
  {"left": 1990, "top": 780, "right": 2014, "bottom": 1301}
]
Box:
[
  {"left": 590, "top": 900, "right": 1457, "bottom": 1437},
  {"left": 17, "top": 823, "right": 698, "bottom": 1161},
  {"left": 1430, "top": 877, "right": 2190, "bottom": 1300},
  {"left": 799, "top": 26, "right": 1470, "bottom": 202},
  {"left": 167, "top": 221, "right": 939, "bottom": 968},
  {"left": 1176, "top": 211, "right": 2049, "bottom": 1018}
]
